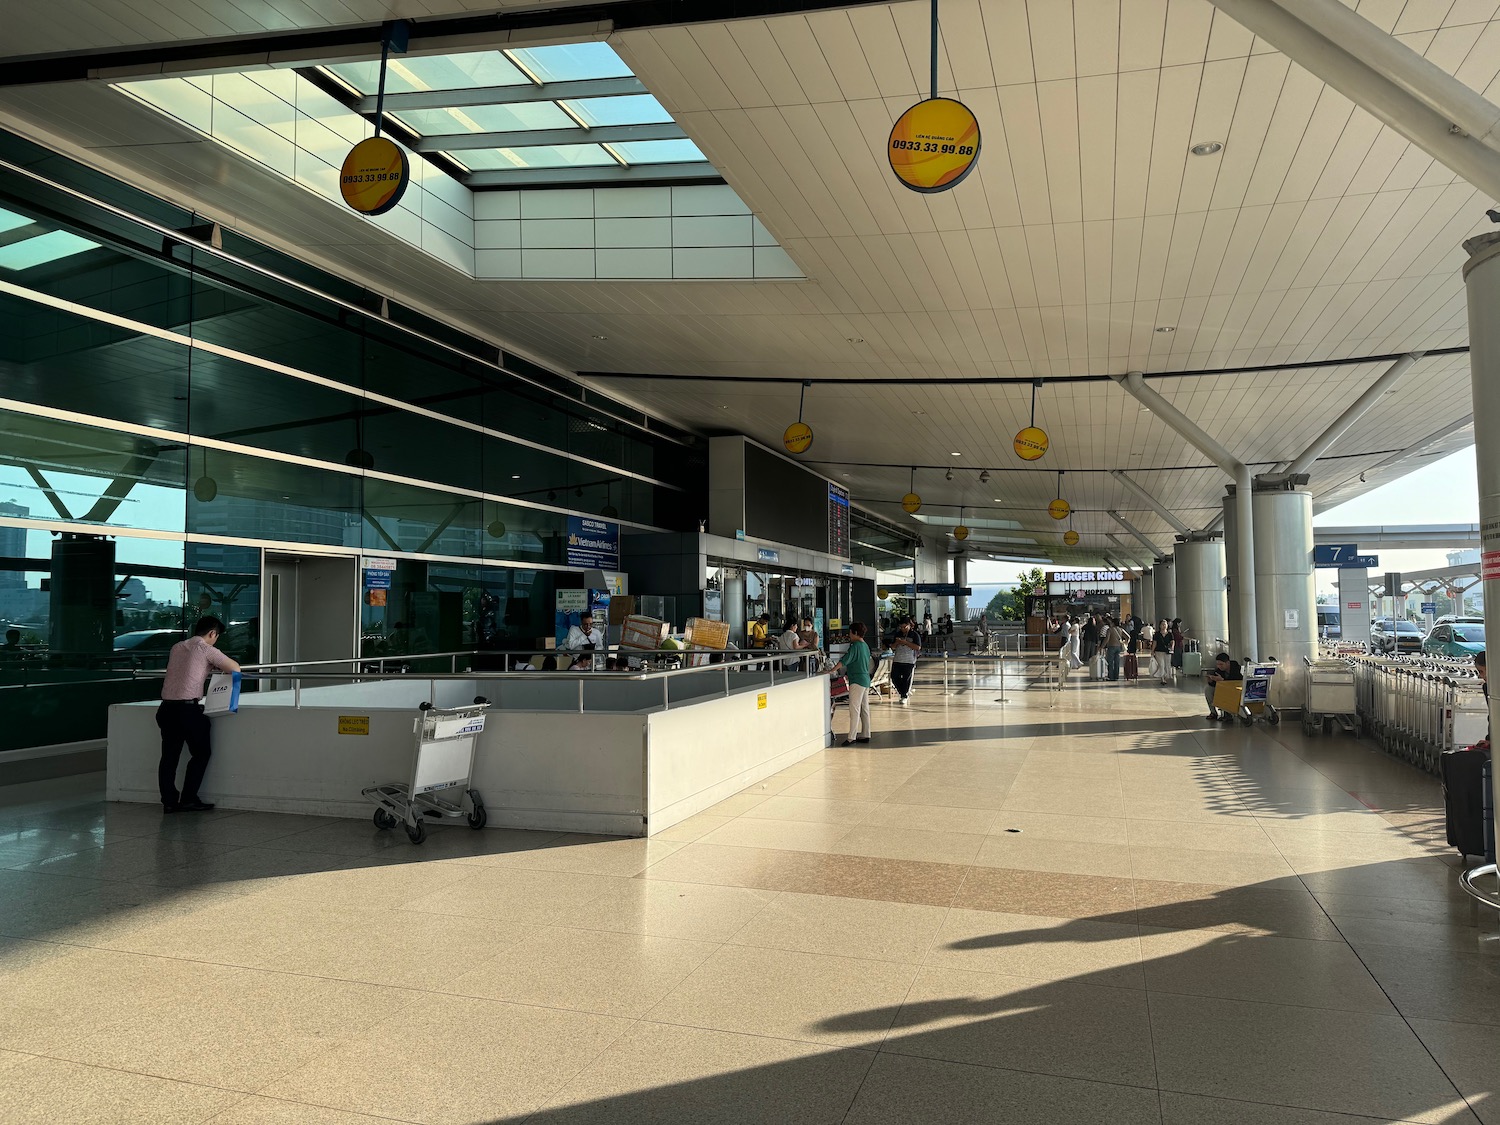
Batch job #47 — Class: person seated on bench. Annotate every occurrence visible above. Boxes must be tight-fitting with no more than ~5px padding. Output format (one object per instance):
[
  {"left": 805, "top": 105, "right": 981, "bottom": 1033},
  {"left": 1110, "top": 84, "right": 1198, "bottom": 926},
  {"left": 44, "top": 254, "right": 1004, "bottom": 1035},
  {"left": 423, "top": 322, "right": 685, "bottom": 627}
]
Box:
[{"left": 1204, "top": 652, "right": 1242, "bottom": 722}]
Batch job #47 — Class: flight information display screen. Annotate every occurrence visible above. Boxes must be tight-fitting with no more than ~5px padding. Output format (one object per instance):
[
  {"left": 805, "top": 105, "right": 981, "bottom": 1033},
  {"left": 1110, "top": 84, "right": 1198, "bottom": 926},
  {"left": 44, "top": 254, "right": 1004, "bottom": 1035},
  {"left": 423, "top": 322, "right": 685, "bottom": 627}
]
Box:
[{"left": 828, "top": 484, "right": 850, "bottom": 557}]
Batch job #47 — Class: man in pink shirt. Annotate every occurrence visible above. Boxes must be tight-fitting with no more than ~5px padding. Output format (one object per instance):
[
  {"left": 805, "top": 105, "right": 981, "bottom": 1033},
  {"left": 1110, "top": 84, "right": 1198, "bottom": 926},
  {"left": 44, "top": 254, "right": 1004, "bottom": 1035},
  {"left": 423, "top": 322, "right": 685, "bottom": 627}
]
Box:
[{"left": 157, "top": 615, "right": 241, "bottom": 813}]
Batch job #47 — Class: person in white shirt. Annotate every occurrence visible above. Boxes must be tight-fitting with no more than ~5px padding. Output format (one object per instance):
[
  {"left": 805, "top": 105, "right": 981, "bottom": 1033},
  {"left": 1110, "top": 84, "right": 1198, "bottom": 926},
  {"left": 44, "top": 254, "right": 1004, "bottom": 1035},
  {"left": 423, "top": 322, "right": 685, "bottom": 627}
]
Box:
[
  {"left": 778, "top": 618, "right": 807, "bottom": 671},
  {"left": 1067, "top": 616, "right": 1082, "bottom": 668},
  {"left": 565, "top": 610, "right": 605, "bottom": 669}
]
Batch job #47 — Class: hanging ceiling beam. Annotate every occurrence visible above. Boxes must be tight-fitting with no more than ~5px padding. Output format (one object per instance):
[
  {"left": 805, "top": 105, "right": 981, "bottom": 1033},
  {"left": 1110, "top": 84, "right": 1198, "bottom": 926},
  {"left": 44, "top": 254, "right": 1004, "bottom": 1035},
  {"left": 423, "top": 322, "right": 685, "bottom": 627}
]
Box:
[
  {"left": 413, "top": 122, "right": 685, "bottom": 152},
  {"left": 356, "top": 76, "right": 646, "bottom": 113},
  {"left": 1205, "top": 0, "right": 1500, "bottom": 199},
  {"left": 464, "top": 162, "right": 719, "bottom": 187}
]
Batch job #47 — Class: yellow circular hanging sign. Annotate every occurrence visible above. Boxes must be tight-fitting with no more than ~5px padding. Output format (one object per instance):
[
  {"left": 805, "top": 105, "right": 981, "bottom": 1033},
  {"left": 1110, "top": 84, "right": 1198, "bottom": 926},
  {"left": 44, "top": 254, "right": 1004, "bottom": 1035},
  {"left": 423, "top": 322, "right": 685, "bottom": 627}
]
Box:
[
  {"left": 340, "top": 137, "right": 410, "bottom": 216},
  {"left": 1014, "top": 426, "right": 1049, "bottom": 461},
  {"left": 1048, "top": 498, "right": 1071, "bottom": 520},
  {"left": 783, "top": 422, "right": 813, "bottom": 454},
  {"left": 901, "top": 493, "right": 922, "bottom": 514},
  {"left": 1063, "top": 530, "right": 1080, "bottom": 546},
  {"left": 954, "top": 525, "right": 970, "bottom": 541},
  {"left": 888, "top": 98, "right": 981, "bottom": 193},
  {"left": 877, "top": 587, "right": 890, "bottom": 600}
]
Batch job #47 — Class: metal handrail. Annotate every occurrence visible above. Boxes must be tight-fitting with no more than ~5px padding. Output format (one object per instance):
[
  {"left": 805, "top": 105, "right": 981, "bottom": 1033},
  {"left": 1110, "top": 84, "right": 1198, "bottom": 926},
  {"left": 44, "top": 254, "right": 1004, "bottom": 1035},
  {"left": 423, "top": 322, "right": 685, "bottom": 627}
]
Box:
[{"left": 1459, "top": 862, "right": 1500, "bottom": 910}]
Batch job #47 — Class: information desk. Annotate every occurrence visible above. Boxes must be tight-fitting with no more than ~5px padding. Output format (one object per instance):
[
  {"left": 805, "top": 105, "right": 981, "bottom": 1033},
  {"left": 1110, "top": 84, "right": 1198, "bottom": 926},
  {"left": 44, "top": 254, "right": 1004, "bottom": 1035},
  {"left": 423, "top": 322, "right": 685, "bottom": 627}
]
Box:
[{"left": 107, "top": 669, "right": 831, "bottom": 837}]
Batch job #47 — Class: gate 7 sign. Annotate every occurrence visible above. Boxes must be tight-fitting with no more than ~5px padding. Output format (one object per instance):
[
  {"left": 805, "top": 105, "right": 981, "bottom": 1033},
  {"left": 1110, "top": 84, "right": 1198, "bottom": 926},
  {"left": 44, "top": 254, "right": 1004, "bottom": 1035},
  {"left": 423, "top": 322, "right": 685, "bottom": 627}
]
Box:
[{"left": 1313, "top": 544, "right": 1358, "bottom": 566}]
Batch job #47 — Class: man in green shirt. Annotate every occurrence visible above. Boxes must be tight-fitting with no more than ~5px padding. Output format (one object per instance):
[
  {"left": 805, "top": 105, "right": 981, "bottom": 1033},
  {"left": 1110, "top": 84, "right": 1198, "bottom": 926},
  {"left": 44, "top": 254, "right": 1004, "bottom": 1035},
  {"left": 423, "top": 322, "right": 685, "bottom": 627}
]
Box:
[{"left": 833, "top": 621, "right": 873, "bottom": 745}]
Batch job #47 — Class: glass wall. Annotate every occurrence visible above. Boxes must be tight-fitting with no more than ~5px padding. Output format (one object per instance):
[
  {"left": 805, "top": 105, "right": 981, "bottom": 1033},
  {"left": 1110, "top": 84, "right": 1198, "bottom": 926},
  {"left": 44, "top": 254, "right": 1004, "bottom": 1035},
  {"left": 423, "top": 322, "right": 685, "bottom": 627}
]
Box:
[{"left": 0, "top": 129, "right": 703, "bottom": 751}]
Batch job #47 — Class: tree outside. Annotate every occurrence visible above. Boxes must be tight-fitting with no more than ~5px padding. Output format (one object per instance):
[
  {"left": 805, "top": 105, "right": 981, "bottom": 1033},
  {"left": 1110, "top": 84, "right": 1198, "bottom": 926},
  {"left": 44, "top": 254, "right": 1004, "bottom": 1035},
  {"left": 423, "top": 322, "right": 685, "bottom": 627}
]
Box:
[{"left": 985, "top": 567, "right": 1047, "bottom": 621}]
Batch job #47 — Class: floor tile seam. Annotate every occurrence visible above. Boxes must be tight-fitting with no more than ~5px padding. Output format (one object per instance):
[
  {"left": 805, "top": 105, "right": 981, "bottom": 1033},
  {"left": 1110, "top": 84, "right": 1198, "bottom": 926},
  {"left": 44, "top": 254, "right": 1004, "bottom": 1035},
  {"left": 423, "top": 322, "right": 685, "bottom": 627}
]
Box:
[
  {"left": 860, "top": 1038, "right": 1173, "bottom": 1095},
  {"left": 1137, "top": 980, "right": 1402, "bottom": 1018},
  {"left": 202, "top": 1091, "right": 422, "bottom": 1125},
  {"left": 13, "top": 1046, "right": 267, "bottom": 1102},
  {"left": 1152, "top": 1086, "right": 1465, "bottom": 1124}
]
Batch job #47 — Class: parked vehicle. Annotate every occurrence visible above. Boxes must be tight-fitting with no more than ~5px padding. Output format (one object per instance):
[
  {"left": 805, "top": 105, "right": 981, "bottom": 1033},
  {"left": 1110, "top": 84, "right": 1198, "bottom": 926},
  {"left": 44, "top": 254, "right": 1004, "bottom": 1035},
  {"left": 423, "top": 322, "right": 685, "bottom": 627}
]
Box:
[
  {"left": 1317, "top": 605, "right": 1341, "bottom": 639},
  {"left": 1372, "top": 618, "right": 1423, "bottom": 654},
  {"left": 1423, "top": 620, "right": 1485, "bottom": 659}
]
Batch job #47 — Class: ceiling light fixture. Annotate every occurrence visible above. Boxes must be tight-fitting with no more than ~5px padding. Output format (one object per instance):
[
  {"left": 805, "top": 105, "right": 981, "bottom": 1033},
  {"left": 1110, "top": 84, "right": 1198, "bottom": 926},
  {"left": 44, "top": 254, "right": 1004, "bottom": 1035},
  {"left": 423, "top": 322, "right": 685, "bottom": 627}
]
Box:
[
  {"left": 1190, "top": 141, "right": 1223, "bottom": 156},
  {"left": 945, "top": 468, "right": 954, "bottom": 481},
  {"left": 846, "top": 336, "right": 864, "bottom": 343},
  {"left": 912, "top": 410, "right": 926, "bottom": 416},
  {"left": 979, "top": 470, "right": 990, "bottom": 483},
  {"left": 1155, "top": 326, "right": 1175, "bottom": 333},
  {"left": 950, "top": 451, "right": 961, "bottom": 457},
  {"left": 591, "top": 334, "right": 608, "bottom": 340}
]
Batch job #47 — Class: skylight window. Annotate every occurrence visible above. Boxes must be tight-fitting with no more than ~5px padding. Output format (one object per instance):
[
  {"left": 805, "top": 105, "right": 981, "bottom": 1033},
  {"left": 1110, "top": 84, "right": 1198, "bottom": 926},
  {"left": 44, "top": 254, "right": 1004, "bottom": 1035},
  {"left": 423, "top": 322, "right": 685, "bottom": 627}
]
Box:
[
  {"left": 311, "top": 41, "right": 716, "bottom": 189},
  {"left": 0, "top": 230, "right": 99, "bottom": 271},
  {"left": 0, "top": 207, "right": 35, "bottom": 235}
]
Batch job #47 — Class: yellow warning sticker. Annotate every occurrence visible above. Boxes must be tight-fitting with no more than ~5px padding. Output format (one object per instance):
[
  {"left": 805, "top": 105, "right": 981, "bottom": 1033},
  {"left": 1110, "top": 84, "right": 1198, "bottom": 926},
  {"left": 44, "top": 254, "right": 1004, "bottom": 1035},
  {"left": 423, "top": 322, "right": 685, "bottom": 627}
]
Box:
[
  {"left": 338, "top": 715, "right": 370, "bottom": 736},
  {"left": 757, "top": 693, "right": 768, "bottom": 710}
]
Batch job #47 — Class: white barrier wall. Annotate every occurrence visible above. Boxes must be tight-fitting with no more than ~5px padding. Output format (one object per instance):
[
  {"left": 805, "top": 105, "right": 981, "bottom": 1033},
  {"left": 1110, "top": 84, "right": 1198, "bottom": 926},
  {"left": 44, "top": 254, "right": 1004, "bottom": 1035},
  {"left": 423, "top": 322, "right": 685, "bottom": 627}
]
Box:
[{"left": 107, "top": 674, "right": 830, "bottom": 837}]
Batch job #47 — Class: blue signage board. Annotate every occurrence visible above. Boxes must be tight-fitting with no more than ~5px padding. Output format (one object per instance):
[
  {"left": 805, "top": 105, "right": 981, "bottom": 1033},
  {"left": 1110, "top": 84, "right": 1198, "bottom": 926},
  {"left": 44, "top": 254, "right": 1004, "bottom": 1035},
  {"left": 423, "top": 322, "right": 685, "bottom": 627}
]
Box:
[
  {"left": 757, "top": 547, "right": 780, "bottom": 564},
  {"left": 895, "top": 583, "right": 972, "bottom": 597},
  {"left": 841, "top": 564, "right": 854, "bottom": 576},
  {"left": 1421, "top": 602, "right": 1437, "bottom": 614},
  {"left": 1313, "top": 545, "right": 1378, "bottom": 568},
  {"left": 566, "top": 516, "right": 619, "bottom": 569},
  {"left": 1313, "top": 544, "right": 1358, "bottom": 566},
  {"left": 363, "top": 570, "right": 392, "bottom": 589}
]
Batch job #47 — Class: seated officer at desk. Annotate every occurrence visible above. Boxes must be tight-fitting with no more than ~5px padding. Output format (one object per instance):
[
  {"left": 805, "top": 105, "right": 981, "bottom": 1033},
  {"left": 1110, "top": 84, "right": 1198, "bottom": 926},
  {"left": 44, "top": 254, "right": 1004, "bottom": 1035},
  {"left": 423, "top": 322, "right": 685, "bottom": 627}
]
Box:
[{"left": 1204, "top": 652, "right": 1242, "bottom": 723}]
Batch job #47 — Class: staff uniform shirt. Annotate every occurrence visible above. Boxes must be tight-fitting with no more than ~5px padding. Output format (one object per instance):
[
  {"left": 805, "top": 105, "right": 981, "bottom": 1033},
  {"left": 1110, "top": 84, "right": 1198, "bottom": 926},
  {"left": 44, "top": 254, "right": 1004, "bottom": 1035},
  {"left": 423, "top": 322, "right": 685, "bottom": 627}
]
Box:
[
  {"left": 749, "top": 621, "right": 768, "bottom": 648},
  {"left": 841, "top": 639, "right": 873, "bottom": 687},
  {"left": 161, "top": 636, "right": 236, "bottom": 701}
]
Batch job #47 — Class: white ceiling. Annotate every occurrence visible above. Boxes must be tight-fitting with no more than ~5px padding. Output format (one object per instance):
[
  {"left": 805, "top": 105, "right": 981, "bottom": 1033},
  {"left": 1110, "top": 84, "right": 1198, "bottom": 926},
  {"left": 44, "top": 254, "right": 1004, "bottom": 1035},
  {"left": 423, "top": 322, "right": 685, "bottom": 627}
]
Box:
[
  {"left": 0, "top": 0, "right": 1490, "bottom": 562},
  {"left": 0, "top": 0, "right": 580, "bottom": 59}
]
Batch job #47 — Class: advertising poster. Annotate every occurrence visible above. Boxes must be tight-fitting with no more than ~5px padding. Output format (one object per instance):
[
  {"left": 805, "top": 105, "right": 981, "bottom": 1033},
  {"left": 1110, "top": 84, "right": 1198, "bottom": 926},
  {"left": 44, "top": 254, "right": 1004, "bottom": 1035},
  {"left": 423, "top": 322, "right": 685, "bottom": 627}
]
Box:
[
  {"left": 566, "top": 516, "right": 620, "bottom": 569},
  {"left": 555, "top": 589, "right": 587, "bottom": 648}
]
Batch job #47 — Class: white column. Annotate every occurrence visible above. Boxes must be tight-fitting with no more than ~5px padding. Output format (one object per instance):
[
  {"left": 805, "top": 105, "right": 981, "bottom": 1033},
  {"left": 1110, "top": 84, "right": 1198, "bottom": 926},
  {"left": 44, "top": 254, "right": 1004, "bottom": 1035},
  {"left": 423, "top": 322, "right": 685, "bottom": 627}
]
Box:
[
  {"left": 1463, "top": 229, "right": 1500, "bottom": 867},
  {"left": 1252, "top": 485, "right": 1318, "bottom": 709},
  {"left": 1338, "top": 568, "right": 1371, "bottom": 648},
  {"left": 953, "top": 555, "right": 969, "bottom": 620},
  {"left": 1174, "top": 538, "right": 1228, "bottom": 653},
  {"left": 1153, "top": 558, "right": 1176, "bottom": 622}
]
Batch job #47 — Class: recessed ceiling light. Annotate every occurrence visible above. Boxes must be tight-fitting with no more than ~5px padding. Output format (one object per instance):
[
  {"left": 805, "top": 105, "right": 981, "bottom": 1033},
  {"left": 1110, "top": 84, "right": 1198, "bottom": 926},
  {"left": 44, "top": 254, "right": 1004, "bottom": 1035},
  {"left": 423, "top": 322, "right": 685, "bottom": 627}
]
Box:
[
  {"left": 716, "top": 404, "right": 728, "bottom": 410},
  {"left": 1155, "top": 326, "right": 1175, "bottom": 333},
  {"left": 912, "top": 409, "right": 926, "bottom": 416},
  {"left": 950, "top": 452, "right": 961, "bottom": 457},
  {"left": 511, "top": 474, "right": 521, "bottom": 479},
  {"left": 591, "top": 334, "right": 608, "bottom": 340},
  {"left": 1190, "top": 141, "right": 1223, "bottom": 156},
  {"left": 846, "top": 336, "right": 864, "bottom": 343}
]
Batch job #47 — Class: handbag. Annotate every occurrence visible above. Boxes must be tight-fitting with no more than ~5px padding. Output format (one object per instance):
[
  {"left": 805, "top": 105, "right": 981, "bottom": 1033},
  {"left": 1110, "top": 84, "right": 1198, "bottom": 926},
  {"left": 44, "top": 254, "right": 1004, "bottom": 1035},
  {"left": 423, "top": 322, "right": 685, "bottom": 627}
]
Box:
[{"left": 203, "top": 671, "right": 241, "bottom": 715}]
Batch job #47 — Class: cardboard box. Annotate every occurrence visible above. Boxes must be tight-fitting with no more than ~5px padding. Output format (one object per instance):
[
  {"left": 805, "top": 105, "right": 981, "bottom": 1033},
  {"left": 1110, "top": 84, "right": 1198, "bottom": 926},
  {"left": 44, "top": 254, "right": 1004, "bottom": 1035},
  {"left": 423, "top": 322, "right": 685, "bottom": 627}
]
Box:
[
  {"left": 607, "top": 596, "right": 637, "bottom": 625},
  {"left": 620, "top": 615, "right": 668, "bottom": 651},
  {"left": 684, "top": 617, "right": 730, "bottom": 650},
  {"left": 1212, "top": 680, "right": 1243, "bottom": 713}
]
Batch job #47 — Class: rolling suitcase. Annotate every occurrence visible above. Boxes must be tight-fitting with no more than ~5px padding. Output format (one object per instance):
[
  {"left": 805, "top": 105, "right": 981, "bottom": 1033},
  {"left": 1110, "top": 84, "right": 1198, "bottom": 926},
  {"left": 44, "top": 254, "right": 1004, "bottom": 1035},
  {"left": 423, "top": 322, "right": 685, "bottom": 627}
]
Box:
[
  {"left": 1440, "top": 747, "right": 1493, "bottom": 861},
  {"left": 1124, "top": 653, "right": 1138, "bottom": 680}
]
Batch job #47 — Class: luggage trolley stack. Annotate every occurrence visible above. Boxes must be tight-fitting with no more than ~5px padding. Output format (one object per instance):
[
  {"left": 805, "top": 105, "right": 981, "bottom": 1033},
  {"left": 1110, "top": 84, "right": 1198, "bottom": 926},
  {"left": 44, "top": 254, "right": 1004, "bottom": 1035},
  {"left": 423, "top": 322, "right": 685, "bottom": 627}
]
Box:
[
  {"left": 365, "top": 700, "right": 489, "bottom": 844},
  {"left": 1302, "top": 656, "right": 1357, "bottom": 737}
]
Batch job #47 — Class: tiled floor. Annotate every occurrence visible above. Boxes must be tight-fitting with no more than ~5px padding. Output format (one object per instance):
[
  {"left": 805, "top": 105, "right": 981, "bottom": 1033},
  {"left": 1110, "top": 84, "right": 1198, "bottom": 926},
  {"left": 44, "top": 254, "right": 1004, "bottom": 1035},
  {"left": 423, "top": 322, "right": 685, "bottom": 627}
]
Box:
[{"left": 2, "top": 669, "right": 1498, "bottom": 1123}]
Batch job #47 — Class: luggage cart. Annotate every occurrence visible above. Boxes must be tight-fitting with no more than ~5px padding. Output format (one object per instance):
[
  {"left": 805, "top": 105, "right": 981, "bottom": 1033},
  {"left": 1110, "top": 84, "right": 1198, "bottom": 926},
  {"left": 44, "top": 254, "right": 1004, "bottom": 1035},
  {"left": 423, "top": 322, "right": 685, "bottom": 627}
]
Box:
[
  {"left": 1302, "top": 657, "right": 1357, "bottom": 736},
  {"left": 364, "top": 700, "right": 489, "bottom": 844},
  {"left": 1237, "top": 662, "right": 1280, "bottom": 727}
]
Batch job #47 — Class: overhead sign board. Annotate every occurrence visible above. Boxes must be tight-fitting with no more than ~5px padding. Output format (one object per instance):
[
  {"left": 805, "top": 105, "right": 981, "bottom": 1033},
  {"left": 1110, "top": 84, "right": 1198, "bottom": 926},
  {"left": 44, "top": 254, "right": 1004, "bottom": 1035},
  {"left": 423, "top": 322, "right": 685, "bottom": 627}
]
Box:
[
  {"left": 757, "top": 547, "right": 780, "bottom": 564},
  {"left": 1315, "top": 546, "right": 1378, "bottom": 569},
  {"left": 1421, "top": 602, "right": 1437, "bottom": 614},
  {"left": 1046, "top": 570, "right": 1125, "bottom": 583},
  {"left": 340, "top": 136, "right": 409, "bottom": 215},
  {"left": 895, "top": 583, "right": 972, "bottom": 597},
  {"left": 888, "top": 97, "right": 980, "bottom": 193},
  {"left": 566, "top": 516, "right": 619, "bottom": 570}
]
